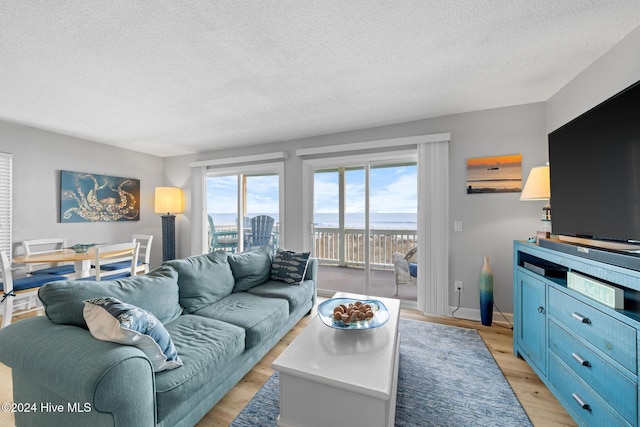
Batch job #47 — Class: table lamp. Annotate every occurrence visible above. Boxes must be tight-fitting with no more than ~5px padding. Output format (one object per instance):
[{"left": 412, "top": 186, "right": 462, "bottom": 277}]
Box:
[
  {"left": 520, "top": 165, "right": 551, "bottom": 240},
  {"left": 155, "top": 187, "right": 184, "bottom": 261}
]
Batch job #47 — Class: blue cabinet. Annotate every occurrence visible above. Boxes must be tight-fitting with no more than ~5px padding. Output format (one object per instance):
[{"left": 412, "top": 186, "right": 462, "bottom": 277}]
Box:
[
  {"left": 515, "top": 269, "right": 546, "bottom": 374},
  {"left": 513, "top": 241, "right": 640, "bottom": 427}
]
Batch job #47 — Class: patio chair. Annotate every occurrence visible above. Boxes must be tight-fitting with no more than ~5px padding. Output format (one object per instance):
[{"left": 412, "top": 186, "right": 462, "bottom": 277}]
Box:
[
  {"left": 208, "top": 215, "right": 238, "bottom": 253},
  {"left": 247, "top": 215, "right": 275, "bottom": 253},
  {"left": 392, "top": 247, "right": 417, "bottom": 295},
  {"left": 22, "top": 237, "right": 76, "bottom": 276},
  {"left": 1, "top": 250, "right": 67, "bottom": 328},
  {"left": 241, "top": 216, "right": 252, "bottom": 230},
  {"left": 237, "top": 216, "right": 253, "bottom": 249}
]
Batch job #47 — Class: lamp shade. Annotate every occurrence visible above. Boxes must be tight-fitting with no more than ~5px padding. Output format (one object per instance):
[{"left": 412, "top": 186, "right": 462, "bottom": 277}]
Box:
[
  {"left": 520, "top": 166, "right": 550, "bottom": 201},
  {"left": 154, "top": 187, "right": 184, "bottom": 214}
]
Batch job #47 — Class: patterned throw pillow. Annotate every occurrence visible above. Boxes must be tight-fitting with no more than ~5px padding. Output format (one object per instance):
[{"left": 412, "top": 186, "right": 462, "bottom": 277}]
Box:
[
  {"left": 83, "top": 297, "right": 183, "bottom": 372},
  {"left": 270, "top": 248, "right": 310, "bottom": 285}
]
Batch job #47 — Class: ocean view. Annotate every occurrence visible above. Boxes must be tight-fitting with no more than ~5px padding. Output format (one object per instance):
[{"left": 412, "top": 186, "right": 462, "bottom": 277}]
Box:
[
  {"left": 466, "top": 156, "right": 522, "bottom": 193},
  {"left": 209, "top": 212, "right": 418, "bottom": 230}
]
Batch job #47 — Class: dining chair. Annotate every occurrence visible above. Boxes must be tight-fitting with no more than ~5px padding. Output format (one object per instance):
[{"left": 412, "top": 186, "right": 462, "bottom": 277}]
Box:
[
  {"left": 100, "top": 234, "right": 153, "bottom": 274},
  {"left": 208, "top": 215, "right": 238, "bottom": 253},
  {"left": 1, "top": 250, "right": 67, "bottom": 329},
  {"left": 22, "top": 237, "right": 76, "bottom": 276},
  {"left": 133, "top": 234, "right": 153, "bottom": 274},
  {"left": 78, "top": 242, "right": 140, "bottom": 281},
  {"left": 247, "top": 215, "right": 275, "bottom": 253}
]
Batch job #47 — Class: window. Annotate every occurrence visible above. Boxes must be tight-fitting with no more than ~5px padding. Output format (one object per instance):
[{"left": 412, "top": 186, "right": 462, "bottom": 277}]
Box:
[
  {"left": 205, "top": 163, "right": 284, "bottom": 254},
  {"left": 299, "top": 134, "right": 450, "bottom": 313},
  {"left": 310, "top": 156, "right": 418, "bottom": 302}
]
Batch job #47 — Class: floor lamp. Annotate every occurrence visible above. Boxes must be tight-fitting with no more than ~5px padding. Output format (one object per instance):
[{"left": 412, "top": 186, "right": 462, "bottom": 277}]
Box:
[
  {"left": 520, "top": 165, "right": 551, "bottom": 241},
  {"left": 155, "top": 187, "right": 184, "bottom": 261}
]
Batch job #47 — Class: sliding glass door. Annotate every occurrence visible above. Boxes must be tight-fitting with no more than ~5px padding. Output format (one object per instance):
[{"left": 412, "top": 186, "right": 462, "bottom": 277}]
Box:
[
  {"left": 313, "top": 166, "right": 366, "bottom": 292},
  {"left": 310, "top": 153, "right": 417, "bottom": 302},
  {"left": 206, "top": 165, "right": 282, "bottom": 254}
]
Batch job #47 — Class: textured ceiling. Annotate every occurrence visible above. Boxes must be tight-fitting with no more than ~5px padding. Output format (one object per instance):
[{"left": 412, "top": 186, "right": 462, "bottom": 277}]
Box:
[{"left": 1, "top": 1, "right": 639, "bottom": 157}]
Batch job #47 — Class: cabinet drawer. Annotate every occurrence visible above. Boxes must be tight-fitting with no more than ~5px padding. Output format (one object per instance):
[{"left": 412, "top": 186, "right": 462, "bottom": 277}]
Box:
[
  {"left": 549, "top": 353, "right": 631, "bottom": 427},
  {"left": 548, "top": 287, "right": 636, "bottom": 373},
  {"left": 549, "top": 320, "right": 636, "bottom": 423}
]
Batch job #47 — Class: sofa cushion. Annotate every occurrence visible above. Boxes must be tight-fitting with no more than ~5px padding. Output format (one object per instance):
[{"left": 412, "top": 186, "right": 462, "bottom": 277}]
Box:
[
  {"left": 39, "top": 265, "right": 183, "bottom": 328},
  {"left": 155, "top": 315, "right": 245, "bottom": 422},
  {"left": 270, "top": 248, "right": 310, "bottom": 285},
  {"left": 228, "top": 247, "right": 272, "bottom": 292},
  {"left": 0, "top": 273, "right": 67, "bottom": 292},
  {"left": 247, "top": 279, "right": 315, "bottom": 313},
  {"left": 409, "top": 262, "right": 418, "bottom": 277},
  {"left": 83, "top": 297, "right": 183, "bottom": 372},
  {"left": 193, "top": 293, "right": 289, "bottom": 349},
  {"left": 164, "top": 251, "right": 235, "bottom": 313}
]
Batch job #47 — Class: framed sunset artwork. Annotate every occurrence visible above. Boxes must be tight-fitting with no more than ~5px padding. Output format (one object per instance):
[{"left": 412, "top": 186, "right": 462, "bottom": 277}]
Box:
[{"left": 466, "top": 154, "right": 522, "bottom": 194}]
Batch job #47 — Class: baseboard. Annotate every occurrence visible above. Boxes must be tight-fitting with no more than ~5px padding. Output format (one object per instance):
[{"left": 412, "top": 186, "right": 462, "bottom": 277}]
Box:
[
  {"left": 448, "top": 306, "right": 513, "bottom": 326},
  {"left": 449, "top": 306, "right": 480, "bottom": 321}
]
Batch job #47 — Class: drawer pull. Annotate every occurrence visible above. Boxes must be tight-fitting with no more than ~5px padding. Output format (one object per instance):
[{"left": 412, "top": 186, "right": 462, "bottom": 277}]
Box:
[
  {"left": 571, "top": 312, "right": 591, "bottom": 324},
  {"left": 571, "top": 352, "right": 591, "bottom": 367},
  {"left": 572, "top": 393, "right": 591, "bottom": 411}
]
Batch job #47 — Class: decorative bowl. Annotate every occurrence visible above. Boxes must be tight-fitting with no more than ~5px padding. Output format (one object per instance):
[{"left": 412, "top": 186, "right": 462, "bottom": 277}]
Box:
[
  {"left": 318, "top": 297, "right": 390, "bottom": 330},
  {"left": 67, "top": 243, "right": 97, "bottom": 253}
]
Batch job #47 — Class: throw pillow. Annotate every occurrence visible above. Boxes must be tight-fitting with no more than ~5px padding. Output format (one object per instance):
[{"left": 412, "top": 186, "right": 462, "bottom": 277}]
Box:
[
  {"left": 83, "top": 297, "right": 183, "bottom": 372},
  {"left": 228, "top": 246, "right": 272, "bottom": 292},
  {"left": 270, "top": 248, "right": 310, "bottom": 285}
]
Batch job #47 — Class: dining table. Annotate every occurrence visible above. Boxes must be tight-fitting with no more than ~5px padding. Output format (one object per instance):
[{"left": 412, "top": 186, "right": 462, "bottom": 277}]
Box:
[{"left": 13, "top": 246, "right": 132, "bottom": 278}]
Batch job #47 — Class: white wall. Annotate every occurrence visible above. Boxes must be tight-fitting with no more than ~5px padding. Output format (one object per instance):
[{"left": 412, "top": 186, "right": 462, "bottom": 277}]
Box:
[
  {"left": 547, "top": 26, "right": 640, "bottom": 132},
  {"left": 0, "top": 120, "right": 165, "bottom": 268},
  {"left": 165, "top": 102, "right": 548, "bottom": 315}
]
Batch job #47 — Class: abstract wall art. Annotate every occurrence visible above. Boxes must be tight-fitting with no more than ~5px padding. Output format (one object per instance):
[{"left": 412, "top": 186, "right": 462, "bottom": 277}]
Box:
[{"left": 60, "top": 170, "right": 140, "bottom": 222}]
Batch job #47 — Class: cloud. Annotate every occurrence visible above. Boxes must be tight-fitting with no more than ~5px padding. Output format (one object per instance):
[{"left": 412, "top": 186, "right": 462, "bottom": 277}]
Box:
[
  {"left": 370, "top": 169, "right": 417, "bottom": 213},
  {"left": 208, "top": 165, "right": 417, "bottom": 217},
  {"left": 313, "top": 166, "right": 417, "bottom": 213},
  {"left": 207, "top": 176, "right": 237, "bottom": 213},
  {"left": 207, "top": 175, "right": 280, "bottom": 214}
]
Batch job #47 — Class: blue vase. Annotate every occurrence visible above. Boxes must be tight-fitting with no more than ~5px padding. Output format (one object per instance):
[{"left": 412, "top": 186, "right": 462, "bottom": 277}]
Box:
[{"left": 480, "top": 256, "right": 494, "bottom": 326}]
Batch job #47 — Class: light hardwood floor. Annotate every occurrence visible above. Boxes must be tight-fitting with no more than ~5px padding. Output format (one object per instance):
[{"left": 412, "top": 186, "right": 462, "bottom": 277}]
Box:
[{"left": 0, "top": 305, "right": 576, "bottom": 427}]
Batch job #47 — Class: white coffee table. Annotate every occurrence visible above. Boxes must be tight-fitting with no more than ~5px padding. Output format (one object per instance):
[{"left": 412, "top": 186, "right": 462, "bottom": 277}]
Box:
[{"left": 272, "top": 292, "right": 401, "bottom": 427}]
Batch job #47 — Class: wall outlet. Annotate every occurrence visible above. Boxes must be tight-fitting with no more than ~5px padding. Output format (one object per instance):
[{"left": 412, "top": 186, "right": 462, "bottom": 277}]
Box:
[{"left": 455, "top": 281, "right": 463, "bottom": 293}]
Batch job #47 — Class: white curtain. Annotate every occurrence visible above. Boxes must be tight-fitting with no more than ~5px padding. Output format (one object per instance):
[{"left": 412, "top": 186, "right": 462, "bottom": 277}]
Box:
[
  {"left": 190, "top": 166, "right": 207, "bottom": 255},
  {"left": 417, "top": 140, "right": 449, "bottom": 314}
]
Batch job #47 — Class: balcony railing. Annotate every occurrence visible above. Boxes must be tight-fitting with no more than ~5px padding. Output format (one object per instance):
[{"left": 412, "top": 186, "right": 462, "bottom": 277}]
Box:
[{"left": 313, "top": 227, "right": 417, "bottom": 268}]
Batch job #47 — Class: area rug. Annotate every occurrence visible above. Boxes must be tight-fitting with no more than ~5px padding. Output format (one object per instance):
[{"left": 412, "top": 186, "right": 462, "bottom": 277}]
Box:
[{"left": 231, "top": 319, "right": 532, "bottom": 426}]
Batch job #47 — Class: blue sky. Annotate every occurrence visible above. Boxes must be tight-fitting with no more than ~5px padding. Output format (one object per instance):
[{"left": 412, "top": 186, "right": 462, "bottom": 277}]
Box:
[
  {"left": 207, "top": 164, "right": 417, "bottom": 214},
  {"left": 207, "top": 174, "right": 279, "bottom": 214},
  {"left": 314, "top": 165, "right": 417, "bottom": 213}
]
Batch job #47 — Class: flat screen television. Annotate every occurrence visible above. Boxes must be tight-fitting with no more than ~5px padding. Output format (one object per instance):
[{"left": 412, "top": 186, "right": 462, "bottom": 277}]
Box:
[{"left": 548, "top": 79, "right": 640, "bottom": 246}]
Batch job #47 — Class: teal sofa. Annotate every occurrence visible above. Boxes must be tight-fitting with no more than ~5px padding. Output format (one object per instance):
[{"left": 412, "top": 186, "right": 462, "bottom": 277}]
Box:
[{"left": 0, "top": 248, "right": 317, "bottom": 427}]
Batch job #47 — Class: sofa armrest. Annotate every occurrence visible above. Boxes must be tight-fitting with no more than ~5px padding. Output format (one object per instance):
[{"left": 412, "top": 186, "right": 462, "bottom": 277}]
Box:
[
  {"left": 0, "top": 317, "right": 156, "bottom": 427},
  {"left": 304, "top": 258, "right": 318, "bottom": 306},
  {"left": 304, "top": 258, "right": 318, "bottom": 283}
]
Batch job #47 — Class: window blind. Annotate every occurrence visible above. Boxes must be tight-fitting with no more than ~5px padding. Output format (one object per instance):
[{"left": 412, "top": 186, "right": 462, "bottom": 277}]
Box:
[{"left": 0, "top": 153, "right": 13, "bottom": 259}]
